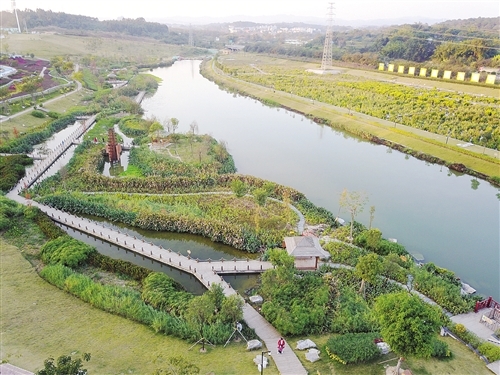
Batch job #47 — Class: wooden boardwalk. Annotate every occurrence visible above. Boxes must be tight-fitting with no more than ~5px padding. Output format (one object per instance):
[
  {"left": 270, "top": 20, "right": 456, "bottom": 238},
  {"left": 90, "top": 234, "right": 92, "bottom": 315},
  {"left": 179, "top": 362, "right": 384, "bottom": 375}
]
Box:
[{"left": 11, "top": 115, "right": 97, "bottom": 191}]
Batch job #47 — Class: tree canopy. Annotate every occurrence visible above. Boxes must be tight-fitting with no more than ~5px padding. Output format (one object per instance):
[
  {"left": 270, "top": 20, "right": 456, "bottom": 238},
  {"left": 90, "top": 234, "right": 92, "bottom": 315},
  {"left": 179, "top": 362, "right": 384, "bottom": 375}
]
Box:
[{"left": 373, "top": 292, "right": 442, "bottom": 358}]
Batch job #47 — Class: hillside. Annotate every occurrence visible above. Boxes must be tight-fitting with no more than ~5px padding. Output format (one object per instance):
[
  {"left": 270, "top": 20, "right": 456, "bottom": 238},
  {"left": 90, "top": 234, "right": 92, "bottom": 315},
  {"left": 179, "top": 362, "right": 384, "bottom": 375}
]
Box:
[{"left": 0, "top": 9, "right": 169, "bottom": 39}]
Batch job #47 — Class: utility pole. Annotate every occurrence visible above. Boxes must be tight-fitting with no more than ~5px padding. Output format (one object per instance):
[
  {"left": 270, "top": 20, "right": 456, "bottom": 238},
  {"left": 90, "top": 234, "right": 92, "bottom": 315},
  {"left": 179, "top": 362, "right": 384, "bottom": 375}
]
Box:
[
  {"left": 188, "top": 24, "right": 194, "bottom": 47},
  {"left": 321, "top": 2, "right": 335, "bottom": 71},
  {"left": 11, "top": 0, "right": 21, "bottom": 33}
]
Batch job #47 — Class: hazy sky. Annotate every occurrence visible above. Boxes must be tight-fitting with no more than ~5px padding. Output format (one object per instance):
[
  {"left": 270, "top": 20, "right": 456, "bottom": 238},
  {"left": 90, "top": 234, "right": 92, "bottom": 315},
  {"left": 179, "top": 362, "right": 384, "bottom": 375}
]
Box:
[{"left": 2, "top": 0, "right": 499, "bottom": 22}]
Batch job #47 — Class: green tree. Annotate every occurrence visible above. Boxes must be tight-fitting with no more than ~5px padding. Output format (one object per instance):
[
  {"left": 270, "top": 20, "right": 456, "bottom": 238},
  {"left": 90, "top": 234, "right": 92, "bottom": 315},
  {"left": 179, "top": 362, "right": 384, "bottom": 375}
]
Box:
[
  {"left": 18, "top": 76, "right": 43, "bottom": 102},
  {"left": 355, "top": 253, "right": 382, "bottom": 298},
  {"left": 220, "top": 294, "right": 244, "bottom": 323},
  {"left": 369, "top": 205, "right": 375, "bottom": 229},
  {"left": 373, "top": 292, "right": 442, "bottom": 373},
  {"left": 36, "top": 353, "right": 91, "bottom": 375},
  {"left": 339, "top": 189, "right": 368, "bottom": 242},
  {"left": 185, "top": 293, "right": 215, "bottom": 339},
  {"left": 365, "top": 228, "right": 382, "bottom": 252},
  {"left": 149, "top": 121, "right": 163, "bottom": 141},
  {"left": 0, "top": 85, "right": 11, "bottom": 114},
  {"left": 188, "top": 120, "right": 198, "bottom": 153},
  {"left": 231, "top": 179, "right": 247, "bottom": 198},
  {"left": 252, "top": 187, "right": 269, "bottom": 232}
]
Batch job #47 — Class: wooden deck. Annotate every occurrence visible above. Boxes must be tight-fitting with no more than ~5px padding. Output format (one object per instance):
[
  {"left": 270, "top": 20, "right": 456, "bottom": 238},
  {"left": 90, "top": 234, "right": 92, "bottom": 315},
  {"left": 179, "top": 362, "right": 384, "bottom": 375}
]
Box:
[{"left": 11, "top": 115, "right": 97, "bottom": 191}]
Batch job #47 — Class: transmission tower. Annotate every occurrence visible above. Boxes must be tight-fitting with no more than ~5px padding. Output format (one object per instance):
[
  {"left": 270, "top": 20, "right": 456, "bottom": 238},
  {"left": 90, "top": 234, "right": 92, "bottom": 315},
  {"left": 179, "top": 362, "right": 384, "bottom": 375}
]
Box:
[
  {"left": 321, "top": 2, "right": 335, "bottom": 70},
  {"left": 188, "top": 24, "right": 194, "bottom": 47},
  {"left": 11, "top": 0, "right": 21, "bottom": 33}
]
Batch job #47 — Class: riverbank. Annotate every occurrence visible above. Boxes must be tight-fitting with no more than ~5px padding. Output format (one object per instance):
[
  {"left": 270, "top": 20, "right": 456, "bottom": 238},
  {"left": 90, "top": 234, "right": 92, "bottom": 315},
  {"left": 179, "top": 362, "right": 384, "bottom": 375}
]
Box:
[{"left": 201, "top": 58, "right": 500, "bottom": 185}]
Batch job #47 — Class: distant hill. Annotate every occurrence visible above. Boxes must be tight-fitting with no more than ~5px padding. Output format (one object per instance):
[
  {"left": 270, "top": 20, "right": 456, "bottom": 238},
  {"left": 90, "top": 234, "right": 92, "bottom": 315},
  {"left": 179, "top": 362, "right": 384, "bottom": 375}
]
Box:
[
  {"left": 0, "top": 9, "right": 169, "bottom": 39},
  {"left": 434, "top": 17, "right": 499, "bottom": 33}
]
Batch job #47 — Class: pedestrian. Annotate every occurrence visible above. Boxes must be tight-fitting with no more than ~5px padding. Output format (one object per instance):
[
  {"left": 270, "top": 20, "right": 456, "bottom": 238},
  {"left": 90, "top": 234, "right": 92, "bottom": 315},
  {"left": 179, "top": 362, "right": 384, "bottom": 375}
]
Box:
[{"left": 277, "top": 337, "right": 285, "bottom": 354}]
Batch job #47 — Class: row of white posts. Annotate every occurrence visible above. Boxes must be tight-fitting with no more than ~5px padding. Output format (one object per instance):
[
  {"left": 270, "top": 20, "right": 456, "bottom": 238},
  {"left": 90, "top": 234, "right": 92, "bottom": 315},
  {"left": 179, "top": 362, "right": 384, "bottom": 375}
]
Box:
[{"left": 378, "top": 63, "right": 498, "bottom": 84}]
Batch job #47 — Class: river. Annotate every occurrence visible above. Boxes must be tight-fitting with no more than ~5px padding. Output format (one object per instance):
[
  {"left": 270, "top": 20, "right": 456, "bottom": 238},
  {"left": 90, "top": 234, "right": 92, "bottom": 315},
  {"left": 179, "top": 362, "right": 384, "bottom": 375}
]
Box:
[{"left": 141, "top": 60, "right": 500, "bottom": 299}]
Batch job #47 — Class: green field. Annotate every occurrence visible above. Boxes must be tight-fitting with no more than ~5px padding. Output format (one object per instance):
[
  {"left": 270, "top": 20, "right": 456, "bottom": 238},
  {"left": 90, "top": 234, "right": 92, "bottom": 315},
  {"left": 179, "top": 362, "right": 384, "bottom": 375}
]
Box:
[{"left": 5, "top": 33, "right": 206, "bottom": 60}]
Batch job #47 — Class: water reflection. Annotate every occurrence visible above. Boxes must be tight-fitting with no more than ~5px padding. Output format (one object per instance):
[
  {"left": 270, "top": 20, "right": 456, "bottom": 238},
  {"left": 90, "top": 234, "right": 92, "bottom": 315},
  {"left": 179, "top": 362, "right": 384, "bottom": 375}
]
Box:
[
  {"left": 78, "top": 214, "right": 259, "bottom": 261},
  {"left": 58, "top": 223, "right": 207, "bottom": 295}
]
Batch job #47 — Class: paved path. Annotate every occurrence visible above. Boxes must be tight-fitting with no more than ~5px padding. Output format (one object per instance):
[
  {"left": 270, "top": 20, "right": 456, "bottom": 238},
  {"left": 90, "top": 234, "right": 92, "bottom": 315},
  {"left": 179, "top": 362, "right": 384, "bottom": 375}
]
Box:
[
  {"left": 0, "top": 363, "right": 34, "bottom": 375},
  {"left": 134, "top": 91, "right": 146, "bottom": 104},
  {"left": 451, "top": 309, "right": 500, "bottom": 343},
  {"left": 243, "top": 305, "right": 307, "bottom": 375}
]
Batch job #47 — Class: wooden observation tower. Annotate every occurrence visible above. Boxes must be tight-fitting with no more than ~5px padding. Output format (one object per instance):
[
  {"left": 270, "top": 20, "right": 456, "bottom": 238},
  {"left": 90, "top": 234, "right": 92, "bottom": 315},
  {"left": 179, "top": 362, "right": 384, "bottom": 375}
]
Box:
[{"left": 106, "top": 128, "right": 122, "bottom": 163}]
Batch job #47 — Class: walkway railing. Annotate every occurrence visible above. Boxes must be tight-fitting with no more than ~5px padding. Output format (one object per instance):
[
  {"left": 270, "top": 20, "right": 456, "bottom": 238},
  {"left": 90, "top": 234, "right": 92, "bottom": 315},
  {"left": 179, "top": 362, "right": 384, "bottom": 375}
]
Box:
[{"left": 475, "top": 296, "right": 500, "bottom": 313}]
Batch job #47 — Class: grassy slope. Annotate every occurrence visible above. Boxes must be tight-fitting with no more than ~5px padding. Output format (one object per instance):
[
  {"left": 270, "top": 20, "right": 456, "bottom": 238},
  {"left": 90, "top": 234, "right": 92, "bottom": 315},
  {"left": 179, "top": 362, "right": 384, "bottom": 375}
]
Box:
[
  {"left": 5, "top": 33, "right": 201, "bottom": 60},
  {"left": 207, "top": 55, "right": 500, "bottom": 178},
  {"left": 0, "top": 239, "right": 276, "bottom": 374}
]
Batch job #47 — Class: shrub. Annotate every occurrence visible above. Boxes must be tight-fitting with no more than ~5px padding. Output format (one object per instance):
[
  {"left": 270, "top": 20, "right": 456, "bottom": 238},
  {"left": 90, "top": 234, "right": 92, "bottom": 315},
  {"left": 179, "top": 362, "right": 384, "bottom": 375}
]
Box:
[
  {"left": 47, "top": 111, "right": 60, "bottom": 119},
  {"left": 40, "top": 264, "right": 75, "bottom": 289},
  {"left": 231, "top": 179, "right": 247, "bottom": 198},
  {"left": 87, "top": 252, "right": 151, "bottom": 281},
  {"left": 142, "top": 272, "right": 193, "bottom": 316},
  {"left": 0, "top": 154, "right": 33, "bottom": 192},
  {"left": 31, "top": 110, "right": 46, "bottom": 118},
  {"left": 478, "top": 342, "right": 500, "bottom": 362},
  {"left": 378, "top": 239, "right": 408, "bottom": 256},
  {"left": 449, "top": 323, "right": 482, "bottom": 349},
  {"left": 0, "top": 196, "right": 24, "bottom": 231},
  {"left": 325, "top": 332, "right": 381, "bottom": 364},
  {"left": 330, "top": 288, "right": 377, "bottom": 334},
  {"left": 33, "top": 208, "right": 66, "bottom": 240},
  {"left": 40, "top": 235, "right": 96, "bottom": 268},
  {"left": 431, "top": 338, "right": 452, "bottom": 358},
  {"left": 413, "top": 268, "right": 474, "bottom": 314}
]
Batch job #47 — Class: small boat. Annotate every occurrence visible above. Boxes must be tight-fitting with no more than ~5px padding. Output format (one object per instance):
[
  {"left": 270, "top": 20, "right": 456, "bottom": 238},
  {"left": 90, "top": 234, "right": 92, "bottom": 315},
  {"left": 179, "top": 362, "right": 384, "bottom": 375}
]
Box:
[
  {"left": 411, "top": 253, "right": 425, "bottom": 265},
  {"left": 460, "top": 282, "right": 476, "bottom": 295}
]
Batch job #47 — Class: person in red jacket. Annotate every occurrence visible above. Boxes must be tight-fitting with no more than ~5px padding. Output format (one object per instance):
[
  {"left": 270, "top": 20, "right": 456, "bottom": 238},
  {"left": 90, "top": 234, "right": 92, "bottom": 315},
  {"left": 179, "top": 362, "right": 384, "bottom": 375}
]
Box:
[{"left": 277, "top": 337, "right": 285, "bottom": 354}]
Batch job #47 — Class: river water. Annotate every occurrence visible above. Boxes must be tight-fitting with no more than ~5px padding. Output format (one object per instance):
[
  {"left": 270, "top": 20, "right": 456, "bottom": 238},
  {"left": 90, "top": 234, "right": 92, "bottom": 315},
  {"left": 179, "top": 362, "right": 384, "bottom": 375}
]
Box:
[{"left": 141, "top": 60, "right": 500, "bottom": 299}]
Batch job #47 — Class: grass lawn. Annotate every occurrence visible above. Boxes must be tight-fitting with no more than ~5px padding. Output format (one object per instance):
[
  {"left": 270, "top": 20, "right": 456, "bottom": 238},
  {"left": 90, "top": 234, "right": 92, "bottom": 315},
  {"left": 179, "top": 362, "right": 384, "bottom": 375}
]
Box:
[
  {"left": 0, "top": 238, "right": 274, "bottom": 374},
  {"left": 0, "top": 88, "right": 89, "bottom": 139},
  {"left": 5, "top": 33, "right": 205, "bottom": 61},
  {"left": 155, "top": 136, "right": 214, "bottom": 164},
  {"left": 294, "top": 334, "right": 492, "bottom": 375}
]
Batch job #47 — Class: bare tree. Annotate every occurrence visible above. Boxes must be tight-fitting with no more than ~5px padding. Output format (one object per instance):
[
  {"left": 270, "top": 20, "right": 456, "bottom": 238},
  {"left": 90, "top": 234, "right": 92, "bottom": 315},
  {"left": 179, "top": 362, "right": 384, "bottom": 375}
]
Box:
[
  {"left": 162, "top": 117, "right": 172, "bottom": 133},
  {"left": 339, "top": 189, "right": 368, "bottom": 242},
  {"left": 369, "top": 205, "right": 376, "bottom": 229},
  {"left": 171, "top": 118, "right": 179, "bottom": 133},
  {"left": 189, "top": 120, "right": 199, "bottom": 135}
]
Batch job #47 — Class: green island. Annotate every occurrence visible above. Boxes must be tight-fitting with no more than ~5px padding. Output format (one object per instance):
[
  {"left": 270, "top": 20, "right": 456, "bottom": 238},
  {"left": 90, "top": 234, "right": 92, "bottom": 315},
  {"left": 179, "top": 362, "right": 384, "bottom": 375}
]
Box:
[{"left": 1, "top": 10, "right": 499, "bottom": 375}]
